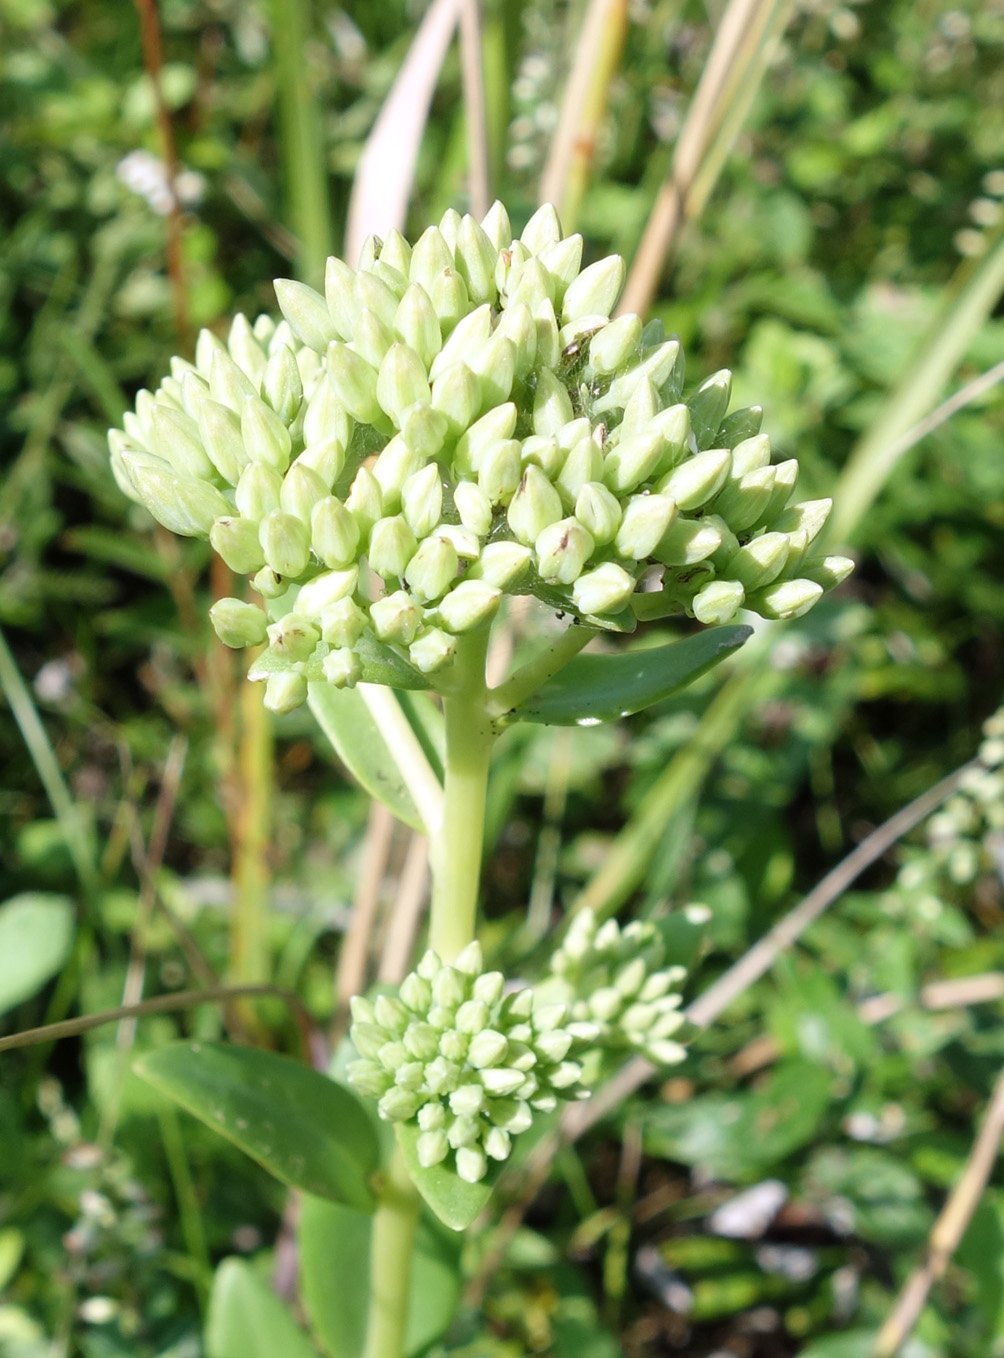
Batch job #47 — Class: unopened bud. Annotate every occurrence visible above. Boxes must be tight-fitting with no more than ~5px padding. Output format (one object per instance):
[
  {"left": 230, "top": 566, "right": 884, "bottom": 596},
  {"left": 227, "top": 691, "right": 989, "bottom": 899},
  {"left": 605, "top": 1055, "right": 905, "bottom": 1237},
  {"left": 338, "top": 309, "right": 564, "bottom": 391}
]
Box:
[
  {"left": 274, "top": 278, "right": 337, "bottom": 351},
  {"left": 267, "top": 614, "right": 319, "bottom": 662},
  {"left": 563, "top": 254, "right": 624, "bottom": 321},
  {"left": 187, "top": 385, "right": 246, "bottom": 484},
  {"left": 455, "top": 1145, "right": 487, "bottom": 1184},
  {"left": 302, "top": 375, "right": 352, "bottom": 451},
  {"left": 377, "top": 343, "right": 431, "bottom": 427},
  {"left": 481, "top": 201, "right": 512, "bottom": 252},
  {"left": 353, "top": 307, "right": 394, "bottom": 370},
  {"left": 242, "top": 394, "right": 292, "bottom": 472},
  {"left": 122, "top": 454, "right": 230, "bottom": 536},
  {"left": 469, "top": 333, "right": 516, "bottom": 410},
  {"left": 417, "top": 1129, "right": 449, "bottom": 1168},
  {"left": 615, "top": 494, "right": 677, "bottom": 560},
  {"left": 729, "top": 532, "right": 789, "bottom": 591},
  {"left": 322, "top": 648, "right": 361, "bottom": 688},
  {"left": 718, "top": 405, "right": 763, "bottom": 448},
  {"left": 653, "top": 516, "right": 722, "bottom": 566},
  {"left": 534, "top": 298, "right": 560, "bottom": 369},
  {"left": 394, "top": 284, "right": 441, "bottom": 370},
  {"left": 429, "top": 268, "right": 469, "bottom": 334},
  {"left": 521, "top": 203, "right": 562, "bottom": 254},
  {"left": 324, "top": 254, "right": 357, "bottom": 340},
  {"left": 493, "top": 301, "right": 537, "bottom": 378},
  {"left": 750, "top": 577, "right": 824, "bottom": 620},
  {"left": 368, "top": 515, "right": 418, "bottom": 578},
  {"left": 147, "top": 404, "right": 215, "bottom": 481},
  {"left": 508, "top": 465, "right": 563, "bottom": 545},
  {"left": 210, "top": 598, "right": 268, "bottom": 648},
  {"left": 774, "top": 497, "right": 831, "bottom": 543},
  {"left": 295, "top": 441, "right": 344, "bottom": 489},
  {"left": 454, "top": 481, "right": 493, "bottom": 537},
  {"left": 431, "top": 363, "right": 481, "bottom": 436},
  {"left": 263, "top": 670, "right": 308, "bottom": 715},
  {"left": 296, "top": 567, "right": 358, "bottom": 618},
  {"left": 409, "top": 225, "right": 452, "bottom": 294},
  {"left": 692, "top": 579, "right": 745, "bottom": 625},
  {"left": 535, "top": 517, "right": 594, "bottom": 584},
  {"left": 731, "top": 434, "right": 771, "bottom": 476},
  {"left": 802, "top": 554, "right": 854, "bottom": 590},
  {"left": 320, "top": 596, "right": 367, "bottom": 647},
  {"left": 280, "top": 461, "right": 327, "bottom": 523},
  {"left": 687, "top": 370, "right": 732, "bottom": 449},
  {"left": 556, "top": 436, "right": 603, "bottom": 505},
  {"left": 521, "top": 434, "right": 564, "bottom": 479},
  {"left": 261, "top": 344, "right": 303, "bottom": 425},
  {"left": 355, "top": 271, "right": 400, "bottom": 330},
  {"left": 470, "top": 541, "right": 532, "bottom": 589},
  {"left": 404, "top": 535, "right": 459, "bottom": 603},
  {"left": 310, "top": 496, "right": 359, "bottom": 568},
  {"left": 658, "top": 448, "right": 732, "bottom": 511},
  {"left": 533, "top": 368, "right": 574, "bottom": 437},
  {"left": 252, "top": 567, "right": 286, "bottom": 598},
  {"left": 454, "top": 215, "right": 498, "bottom": 305},
  {"left": 210, "top": 515, "right": 266, "bottom": 573},
  {"left": 453, "top": 407, "right": 516, "bottom": 476},
  {"left": 618, "top": 379, "right": 659, "bottom": 442},
  {"left": 400, "top": 464, "right": 443, "bottom": 538},
  {"left": 587, "top": 314, "right": 642, "bottom": 375},
  {"left": 259, "top": 509, "right": 310, "bottom": 578},
  {"left": 370, "top": 590, "right": 422, "bottom": 645},
  {"left": 572, "top": 562, "right": 635, "bottom": 615},
  {"left": 430, "top": 305, "right": 492, "bottom": 384},
  {"left": 438, "top": 580, "right": 501, "bottom": 633},
  {"left": 603, "top": 429, "right": 665, "bottom": 495},
  {"left": 409, "top": 627, "right": 456, "bottom": 674},
  {"left": 372, "top": 437, "right": 424, "bottom": 512},
  {"left": 478, "top": 439, "right": 522, "bottom": 504},
  {"left": 327, "top": 342, "right": 382, "bottom": 425},
  {"left": 575, "top": 481, "right": 622, "bottom": 544},
  {"left": 599, "top": 340, "right": 681, "bottom": 412},
  {"left": 345, "top": 467, "right": 383, "bottom": 536},
  {"left": 209, "top": 350, "right": 256, "bottom": 414}
]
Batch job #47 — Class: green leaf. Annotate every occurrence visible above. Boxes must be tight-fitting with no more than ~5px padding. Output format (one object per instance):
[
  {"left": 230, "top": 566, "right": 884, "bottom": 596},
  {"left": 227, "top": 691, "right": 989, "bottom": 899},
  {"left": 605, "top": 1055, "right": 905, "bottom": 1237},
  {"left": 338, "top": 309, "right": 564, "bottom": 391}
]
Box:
[
  {"left": 135, "top": 1042, "right": 379, "bottom": 1212},
  {"left": 206, "top": 1258, "right": 319, "bottom": 1358},
  {"left": 507, "top": 627, "right": 752, "bottom": 726},
  {"left": 308, "top": 684, "right": 430, "bottom": 831},
  {"left": 959, "top": 1193, "right": 1004, "bottom": 1338},
  {"left": 396, "top": 1122, "right": 496, "bottom": 1230},
  {"left": 298, "top": 1195, "right": 461, "bottom": 1358},
  {"left": 0, "top": 893, "right": 75, "bottom": 1016}
]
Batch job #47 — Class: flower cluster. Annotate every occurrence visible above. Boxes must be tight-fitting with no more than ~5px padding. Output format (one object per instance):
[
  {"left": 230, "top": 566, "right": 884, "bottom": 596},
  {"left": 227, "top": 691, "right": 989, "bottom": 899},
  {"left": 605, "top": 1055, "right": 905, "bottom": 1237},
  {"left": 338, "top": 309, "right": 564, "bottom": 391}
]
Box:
[
  {"left": 346, "top": 941, "right": 588, "bottom": 1184},
  {"left": 108, "top": 201, "right": 851, "bottom": 714},
  {"left": 545, "top": 908, "right": 688, "bottom": 1066}
]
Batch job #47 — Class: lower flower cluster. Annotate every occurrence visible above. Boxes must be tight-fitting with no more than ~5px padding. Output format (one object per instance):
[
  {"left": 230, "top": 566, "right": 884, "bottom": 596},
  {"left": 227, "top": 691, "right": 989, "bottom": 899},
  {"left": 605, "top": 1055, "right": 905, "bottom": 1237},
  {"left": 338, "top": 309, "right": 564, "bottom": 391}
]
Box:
[{"left": 347, "top": 942, "right": 588, "bottom": 1184}]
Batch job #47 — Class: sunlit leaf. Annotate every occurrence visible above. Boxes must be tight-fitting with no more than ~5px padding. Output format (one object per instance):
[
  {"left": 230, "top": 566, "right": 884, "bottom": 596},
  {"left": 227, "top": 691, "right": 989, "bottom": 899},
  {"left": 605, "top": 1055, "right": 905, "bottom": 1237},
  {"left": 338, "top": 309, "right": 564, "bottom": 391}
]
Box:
[{"left": 0, "top": 893, "right": 75, "bottom": 1016}]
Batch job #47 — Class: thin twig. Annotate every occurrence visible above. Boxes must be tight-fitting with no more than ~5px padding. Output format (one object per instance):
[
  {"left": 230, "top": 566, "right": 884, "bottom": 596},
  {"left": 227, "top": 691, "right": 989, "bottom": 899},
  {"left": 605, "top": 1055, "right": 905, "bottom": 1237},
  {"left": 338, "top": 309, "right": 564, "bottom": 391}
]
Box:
[
  {"left": 459, "top": 0, "right": 490, "bottom": 219},
  {"left": 378, "top": 832, "right": 431, "bottom": 984},
  {"left": 875, "top": 1059, "right": 1004, "bottom": 1357},
  {"left": 333, "top": 802, "right": 396, "bottom": 1040},
  {"left": 877, "top": 356, "right": 1004, "bottom": 467}
]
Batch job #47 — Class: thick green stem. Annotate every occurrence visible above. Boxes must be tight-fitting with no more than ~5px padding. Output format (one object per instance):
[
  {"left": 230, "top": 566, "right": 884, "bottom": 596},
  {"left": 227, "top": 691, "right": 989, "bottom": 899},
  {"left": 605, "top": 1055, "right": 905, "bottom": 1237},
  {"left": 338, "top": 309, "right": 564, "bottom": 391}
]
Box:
[{"left": 364, "top": 1144, "right": 422, "bottom": 1358}]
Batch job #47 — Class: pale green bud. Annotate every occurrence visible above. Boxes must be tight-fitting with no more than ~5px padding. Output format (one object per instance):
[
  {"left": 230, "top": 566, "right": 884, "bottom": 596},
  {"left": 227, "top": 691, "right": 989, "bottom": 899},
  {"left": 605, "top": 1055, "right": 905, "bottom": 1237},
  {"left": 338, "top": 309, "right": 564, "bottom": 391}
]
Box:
[
  {"left": 692, "top": 579, "right": 745, "bottom": 625},
  {"left": 368, "top": 515, "right": 418, "bottom": 578},
  {"left": 535, "top": 517, "right": 595, "bottom": 584},
  {"left": 252, "top": 567, "right": 286, "bottom": 598},
  {"left": 540, "top": 234, "right": 584, "bottom": 294},
  {"left": 146, "top": 403, "right": 215, "bottom": 480},
  {"left": 731, "top": 433, "right": 771, "bottom": 476},
  {"left": 417, "top": 1130, "right": 450, "bottom": 1168},
  {"left": 653, "top": 516, "right": 722, "bottom": 566},
  {"left": 210, "top": 515, "right": 266, "bottom": 573},
  {"left": 409, "top": 627, "right": 456, "bottom": 674},
  {"left": 209, "top": 350, "right": 256, "bottom": 413},
  {"left": 394, "top": 283, "right": 441, "bottom": 370},
  {"left": 395, "top": 1061, "right": 425, "bottom": 1091},
  {"left": 242, "top": 394, "right": 292, "bottom": 472},
  {"left": 589, "top": 986, "right": 624, "bottom": 1021},
  {"left": 729, "top": 532, "right": 789, "bottom": 591},
  {"left": 484, "top": 1127, "right": 511, "bottom": 1162},
  {"left": 296, "top": 567, "right": 358, "bottom": 618},
  {"left": 599, "top": 341, "right": 681, "bottom": 412},
  {"left": 750, "top": 577, "right": 824, "bottom": 620},
  {"left": 455, "top": 403, "right": 518, "bottom": 474},
  {"left": 121, "top": 453, "right": 230, "bottom": 536},
  {"left": 404, "top": 535, "right": 458, "bottom": 603},
  {"left": 492, "top": 1099, "right": 532, "bottom": 1135},
  {"left": 377, "top": 343, "right": 431, "bottom": 427},
  {"left": 402, "top": 971, "right": 434, "bottom": 1010},
  {"left": 210, "top": 598, "right": 268, "bottom": 648},
  {"left": 429, "top": 268, "right": 469, "bottom": 334},
  {"left": 687, "top": 370, "right": 732, "bottom": 448},
  {"left": 714, "top": 465, "right": 776, "bottom": 533},
  {"left": 619, "top": 378, "right": 660, "bottom": 441},
  {"left": 405, "top": 1025, "right": 439, "bottom": 1062},
  {"left": 761, "top": 458, "right": 799, "bottom": 525},
  {"left": 521, "top": 203, "right": 562, "bottom": 254},
  {"left": 372, "top": 437, "right": 424, "bottom": 512},
  {"left": 380, "top": 228, "right": 412, "bottom": 277},
  {"left": 603, "top": 430, "right": 666, "bottom": 495},
  {"left": 649, "top": 404, "right": 692, "bottom": 476},
  {"left": 575, "top": 481, "right": 622, "bottom": 545},
  {"left": 274, "top": 278, "right": 337, "bottom": 351},
  {"left": 454, "top": 481, "right": 493, "bottom": 536},
  {"left": 533, "top": 368, "right": 574, "bottom": 437},
  {"left": 370, "top": 590, "right": 422, "bottom": 645},
  {"left": 535, "top": 1030, "right": 572, "bottom": 1063},
  {"left": 263, "top": 670, "right": 308, "bottom": 715},
  {"left": 469, "top": 541, "right": 532, "bottom": 588},
  {"left": 259, "top": 509, "right": 310, "bottom": 577},
  {"left": 572, "top": 562, "right": 635, "bottom": 615},
  {"left": 509, "top": 257, "right": 555, "bottom": 312},
  {"left": 469, "top": 333, "right": 516, "bottom": 410},
  {"left": 521, "top": 435, "right": 564, "bottom": 480},
  {"left": 802, "top": 554, "right": 854, "bottom": 590},
  {"left": 658, "top": 448, "right": 732, "bottom": 511},
  {"left": 310, "top": 496, "right": 359, "bottom": 569},
  {"left": 295, "top": 441, "right": 343, "bottom": 490},
  {"left": 503, "top": 989, "right": 534, "bottom": 1020},
  {"left": 352, "top": 307, "right": 394, "bottom": 369},
  {"left": 350, "top": 1018, "right": 384, "bottom": 1058},
  {"left": 409, "top": 225, "right": 452, "bottom": 293},
  {"left": 227, "top": 313, "right": 267, "bottom": 384},
  {"left": 378, "top": 1088, "right": 423, "bottom": 1121},
  {"left": 346, "top": 467, "right": 383, "bottom": 536},
  {"left": 562, "top": 254, "right": 624, "bottom": 322},
  {"left": 280, "top": 461, "right": 327, "bottom": 523},
  {"left": 438, "top": 207, "right": 462, "bottom": 251},
  {"left": 327, "top": 342, "right": 382, "bottom": 425},
  {"left": 354, "top": 270, "right": 399, "bottom": 330},
  {"left": 534, "top": 298, "right": 561, "bottom": 370},
  {"left": 467, "top": 1029, "right": 509, "bottom": 1069},
  {"left": 587, "top": 314, "right": 642, "bottom": 375},
  {"left": 324, "top": 254, "right": 356, "bottom": 340},
  {"left": 718, "top": 405, "right": 763, "bottom": 447},
  {"left": 493, "top": 301, "right": 537, "bottom": 378},
  {"left": 615, "top": 493, "right": 677, "bottom": 560},
  {"left": 322, "top": 648, "right": 361, "bottom": 688},
  {"left": 267, "top": 613, "right": 319, "bottom": 662},
  {"left": 302, "top": 375, "right": 352, "bottom": 451},
  {"left": 533, "top": 1003, "right": 569, "bottom": 1033},
  {"left": 195, "top": 327, "right": 226, "bottom": 376},
  {"left": 556, "top": 418, "right": 591, "bottom": 452},
  {"left": 424, "top": 1056, "right": 460, "bottom": 1093},
  {"left": 449, "top": 1083, "right": 485, "bottom": 1119},
  {"left": 774, "top": 497, "right": 831, "bottom": 543},
  {"left": 400, "top": 464, "right": 443, "bottom": 539},
  {"left": 615, "top": 957, "right": 647, "bottom": 997},
  {"left": 473, "top": 970, "right": 504, "bottom": 1007},
  {"left": 556, "top": 436, "right": 603, "bottom": 505},
  {"left": 431, "top": 363, "right": 481, "bottom": 436},
  {"left": 438, "top": 580, "right": 501, "bottom": 633},
  {"left": 429, "top": 304, "right": 492, "bottom": 384},
  {"left": 432, "top": 966, "right": 467, "bottom": 1009},
  {"left": 401, "top": 405, "right": 448, "bottom": 463},
  {"left": 508, "top": 465, "right": 563, "bottom": 545},
  {"left": 455, "top": 1145, "right": 487, "bottom": 1184},
  {"left": 318, "top": 597, "right": 365, "bottom": 648},
  {"left": 454, "top": 215, "right": 498, "bottom": 305},
  {"left": 478, "top": 439, "right": 522, "bottom": 504},
  {"left": 481, "top": 200, "right": 512, "bottom": 251},
  {"left": 480, "top": 1068, "right": 526, "bottom": 1098},
  {"left": 647, "top": 1039, "right": 686, "bottom": 1066},
  {"left": 346, "top": 1060, "right": 391, "bottom": 1097},
  {"left": 185, "top": 383, "right": 246, "bottom": 484},
  {"left": 435, "top": 524, "right": 481, "bottom": 560}
]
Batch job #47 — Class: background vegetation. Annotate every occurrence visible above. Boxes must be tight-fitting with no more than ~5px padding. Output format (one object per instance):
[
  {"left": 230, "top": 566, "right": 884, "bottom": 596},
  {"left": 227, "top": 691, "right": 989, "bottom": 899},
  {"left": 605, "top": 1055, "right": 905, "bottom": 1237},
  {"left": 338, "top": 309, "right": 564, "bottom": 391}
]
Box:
[{"left": 1, "top": 0, "right": 1004, "bottom": 1354}]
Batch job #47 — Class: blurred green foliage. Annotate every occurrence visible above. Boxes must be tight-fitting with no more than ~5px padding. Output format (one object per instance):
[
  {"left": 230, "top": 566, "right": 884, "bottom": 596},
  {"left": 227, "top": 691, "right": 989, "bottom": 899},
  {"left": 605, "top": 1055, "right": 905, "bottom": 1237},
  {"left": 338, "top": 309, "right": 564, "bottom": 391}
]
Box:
[{"left": 2, "top": 0, "right": 1004, "bottom": 1354}]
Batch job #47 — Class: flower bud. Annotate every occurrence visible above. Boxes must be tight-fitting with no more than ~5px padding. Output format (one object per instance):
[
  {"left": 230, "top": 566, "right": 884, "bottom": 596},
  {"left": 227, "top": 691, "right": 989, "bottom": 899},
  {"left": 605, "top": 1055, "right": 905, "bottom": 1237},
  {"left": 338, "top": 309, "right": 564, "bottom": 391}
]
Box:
[
  {"left": 713, "top": 466, "right": 775, "bottom": 533},
  {"left": 377, "top": 342, "right": 431, "bottom": 427},
  {"left": 280, "top": 461, "right": 327, "bottom": 523},
  {"left": 438, "top": 580, "right": 502, "bottom": 633},
  {"left": 352, "top": 307, "right": 394, "bottom": 370},
  {"left": 728, "top": 532, "right": 789, "bottom": 591},
  {"left": 599, "top": 340, "right": 681, "bottom": 412},
  {"left": 210, "top": 516, "right": 266, "bottom": 573},
  {"left": 267, "top": 614, "right": 319, "bottom": 662},
  {"left": 210, "top": 598, "right": 268, "bottom": 648},
  {"left": 618, "top": 378, "right": 660, "bottom": 442},
  {"left": 296, "top": 441, "right": 344, "bottom": 489},
  {"left": 455, "top": 1146, "right": 487, "bottom": 1183},
  {"left": 327, "top": 342, "right": 382, "bottom": 425},
  {"left": 263, "top": 670, "right": 308, "bottom": 714},
  {"left": 731, "top": 433, "right": 771, "bottom": 476},
  {"left": 534, "top": 298, "right": 560, "bottom": 370},
  {"left": 454, "top": 481, "right": 493, "bottom": 537},
  {"left": 653, "top": 516, "right": 722, "bottom": 566},
  {"left": 454, "top": 404, "right": 518, "bottom": 475},
  {"left": 409, "top": 225, "right": 453, "bottom": 293},
  {"left": 749, "top": 577, "right": 824, "bottom": 620},
  {"left": 603, "top": 429, "right": 665, "bottom": 495},
  {"left": 493, "top": 301, "right": 537, "bottom": 378},
  {"left": 535, "top": 517, "right": 594, "bottom": 584},
  {"left": 309, "top": 496, "right": 359, "bottom": 568},
  {"left": 121, "top": 454, "right": 230, "bottom": 536},
  {"left": 396, "top": 464, "right": 440, "bottom": 540},
  {"left": 587, "top": 314, "right": 642, "bottom": 376},
  {"left": 370, "top": 590, "right": 422, "bottom": 645},
  {"left": 533, "top": 368, "right": 574, "bottom": 437},
  {"left": 429, "top": 268, "right": 469, "bottom": 334},
  {"left": 508, "top": 465, "right": 563, "bottom": 545},
  {"left": 563, "top": 255, "right": 624, "bottom": 322},
  {"left": 242, "top": 394, "right": 292, "bottom": 472},
  {"left": 431, "top": 363, "right": 481, "bottom": 436},
  {"left": 146, "top": 403, "right": 215, "bottom": 480},
  {"left": 404, "top": 535, "right": 459, "bottom": 603},
  {"left": 409, "top": 627, "right": 456, "bottom": 674},
  {"left": 209, "top": 350, "right": 256, "bottom": 413},
  {"left": 296, "top": 567, "right": 358, "bottom": 618},
  {"left": 509, "top": 257, "right": 555, "bottom": 312},
  {"left": 430, "top": 305, "right": 493, "bottom": 384},
  {"left": 469, "top": 541, "right": 532, "bottom": 589},
  {"left": 322, "top": 648, "right": 361, "bottom": 688},
  {"left": 368, "top": 515, "right": 418, "bottom": 578},
  {"left": 484, "top": 1127, "right": 512, "bottom": 1162},
  {"left": 556, "top": 436, "right": 603, "bottom": 505},
  {"left": 658, "top": 448, "right": 732, "bottom": 511},
  {"left": 324, "top": 254, "right": 357, "bottom": 339},
  {"left": 355, "top": 271, "right": 400, "bottom": 330},
  {"left": 394, "top": 284, "right": 441, "bottom": 370},
  {"left": 774, "top": 497, "right": 831, "bottom": 543},
  {"left": 478, "top": 439, "right": 522, "bottom": 504},
  {"left": 302, "top": 375, "right": 352, "bottom": 451},
  {"left": 186, "top": 384, "right": 246, "bottom": 484},
  {"left": 575, "top": 481, "right": 622, "bottom": 545},
  {"left": 252, "top": 567, "right": 286, "bottom": 598},
  {"left": 687, "top": 369, "right": 732, "bottom": 449},
  {"left": 454, "top": 215, "right": 498, "bottom": 305},
  {"left": 259, "top": 509, "right": 310, "bottom": 578},
  {"left": 417, "top": 1130, "right": 450, "bottom": 1168},
  {"left": 372, "top": 437, "right": 424, "bottom": 512},
  {"left": 469, "top": 333, "right": 516, "bottom": 410},
  {"left": 572, "top": 562, "right": 635, "bottom": 615},
  {"left": 380, "top": 228, "right": 412, "bottom": 278},
  {"left": 320, "top": 596, "right": 366, "bottom": 647},
  {"left": 535, "top": 1030, "right": 573, "bottom": 1063},
  {"left": 521, "top": 203, "right": 563, "bottom": 254},
  {"left": 401, "top": 973, "right": 433, "bottom": 1012},
  {"left": 521, "top": 434, "right": 564, "bottom": 480},
  {"left": 345, "top": 467, "right": 383, "bottom": 537},
  {"left": 481, "top": 200, "right": 512, "bottom": 251},
  {"left": 260, "top": 345, "right": 303, "bottom": 429},
  {"left": 274, "top": 278, "right": 337, "bottom": 351},
  {"left": 615, "top": 494, "right": 677, "bottom": 560},
  {"left": 802, "top": 554, "right": 854, "bottom": 590},
  {"left": 378, "top": 1088, "right": 423, "bottom": 1122},
  {"left": 480, "top": 1068, "right": 525, "bottom": 1097},
  {"left": 435, "top": 524, "right": 480, "bottom": 560},
  {"left": 401, "top": 405, "right": 448, "bottom": 462},
  {"left": 692, "top": 579, "right": 745, "bottom": 625},
  {"left": 718, "top": 405, "right": 763, "bottom": 447}
]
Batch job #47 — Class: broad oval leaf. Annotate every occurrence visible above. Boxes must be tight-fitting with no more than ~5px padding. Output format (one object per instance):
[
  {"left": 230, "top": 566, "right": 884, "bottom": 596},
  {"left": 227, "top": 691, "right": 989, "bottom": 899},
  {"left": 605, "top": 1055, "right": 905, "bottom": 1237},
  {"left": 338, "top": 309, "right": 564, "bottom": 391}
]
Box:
[
  {"left": 298, "top": 1194, "right": 461, "bottom": 1358},
  {"left": 0, "top": 893, "right": 75, "bottom": 1016},
  {"left": 396, "top": 1122, "right": 496, "bottom": 1231},
  {"left": 135, "top": 1042, "right": 379, "bottom": 1212},
  {"left": 206, "top": 1258, "right": 319, "bottom": 1358},
  {"left": 506, "top": 625, "right": 752, "bottom": 726}
]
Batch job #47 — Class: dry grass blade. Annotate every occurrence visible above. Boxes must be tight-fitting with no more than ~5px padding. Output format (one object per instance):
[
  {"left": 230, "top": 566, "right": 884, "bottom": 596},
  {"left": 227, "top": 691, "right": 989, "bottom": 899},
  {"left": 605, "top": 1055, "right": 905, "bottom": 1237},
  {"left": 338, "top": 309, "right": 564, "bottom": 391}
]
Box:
[
  {"left": 538, "top": 0, "right": 630, "bottom": 228},
  {"left": 333, "top": 801, "right": 396, "bottom": 1040},
  {"left": 459, "top": 0, "right": 491, "bottom": 219},
  {"left": 619, "top": 0, "right": 791, "bottom": 317},
  {"left": 378, "top": 831, "right": 431, "bottom": 985},
  {"left": 345, "top": 0, "right": 464, "bottom": 262}
]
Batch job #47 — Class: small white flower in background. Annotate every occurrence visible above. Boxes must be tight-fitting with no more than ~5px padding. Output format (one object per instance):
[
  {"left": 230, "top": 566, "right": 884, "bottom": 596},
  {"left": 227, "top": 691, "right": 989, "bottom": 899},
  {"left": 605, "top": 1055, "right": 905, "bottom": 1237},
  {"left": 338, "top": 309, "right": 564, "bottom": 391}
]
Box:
[{"left": 116, "top": 149, "right": 205, "bottom": 217}]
